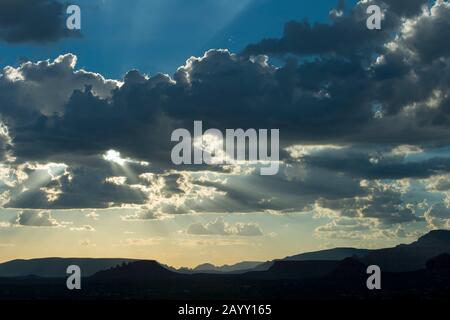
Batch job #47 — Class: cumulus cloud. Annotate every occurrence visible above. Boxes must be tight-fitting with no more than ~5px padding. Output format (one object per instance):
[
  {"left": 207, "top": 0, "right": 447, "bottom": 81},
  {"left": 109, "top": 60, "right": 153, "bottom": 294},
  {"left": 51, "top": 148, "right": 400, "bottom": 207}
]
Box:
[
  {"left": 243, "top": 0, "right": 428, "bottom": 58},
  {"left": 0, "top": 0, "right": 449, "bottom": 240},
  {"left": 70, "top": 225, "right": 96, "bottom": 232},
  {"left": 187, "top": 217, "right": 263, "bottom": 236},
  {"left": 0, "top": 0, "right": 76, "bottom": 44},
  {"left": 317, "top": 180, "right": 420, "bottom": 225},
  {"left": 301, "top": 146, "right": 450, "bottom": 180},
  {"left": 0, "top": 121, "right": 13, "bottom": 162},
  {"left": 122, "top": 209, "right": 169, "bottom": 221},
  {"left": 15, "top": 210, "right": 61, "bottom": 227},
  {"left": 315, "top": 217, "right": 379, "bottom": 240},
  {"left": 425, "top": 203, "right": 450, "bottom": 229},
  {"left": 0, "top": 54, "right": 119, "bottom": 127},
  {"left": 315, "top": 216, "right": 422, "bottom": 240}
]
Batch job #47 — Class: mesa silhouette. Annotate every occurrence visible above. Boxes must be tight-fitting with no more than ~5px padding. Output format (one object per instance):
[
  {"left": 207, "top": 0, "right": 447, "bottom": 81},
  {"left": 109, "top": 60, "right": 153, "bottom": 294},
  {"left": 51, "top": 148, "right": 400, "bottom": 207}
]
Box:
[{"left": 0, "top": 230, "right": 449, "bottom": 300}]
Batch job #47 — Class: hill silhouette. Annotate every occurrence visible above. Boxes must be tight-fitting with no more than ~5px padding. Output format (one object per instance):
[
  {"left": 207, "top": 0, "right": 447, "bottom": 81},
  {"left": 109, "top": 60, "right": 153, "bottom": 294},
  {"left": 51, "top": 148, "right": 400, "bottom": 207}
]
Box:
[
  {"left": 0, "top": 258, "right": 136, "bottom": 278},
  {"left": 1, "top": 230, "right": 450, "bottom": 300},
  {"left": 284, "top": 247, "right": 369, "bottom": 261},
  {"left": 361, "top": 230, "right": 450, "bottom": 271},
  {"left": 244, "top": 260, "right": 339, "bottom": 280},
  {"left": 190, "top": 261, "right": 263, "bottom": 273},
  {"left": 91, "top": 260, "right": 178, "bottom": 283}
]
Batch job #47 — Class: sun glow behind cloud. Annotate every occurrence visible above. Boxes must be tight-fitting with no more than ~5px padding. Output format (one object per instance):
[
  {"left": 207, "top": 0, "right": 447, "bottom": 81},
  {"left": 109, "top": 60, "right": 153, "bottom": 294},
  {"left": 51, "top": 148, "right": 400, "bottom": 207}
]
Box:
[
  {"left": 1, "top": 0, "right": 450, "bottom": 268},
  {"left": 103, "top": 150, "right": 127, "bottom": 166}
]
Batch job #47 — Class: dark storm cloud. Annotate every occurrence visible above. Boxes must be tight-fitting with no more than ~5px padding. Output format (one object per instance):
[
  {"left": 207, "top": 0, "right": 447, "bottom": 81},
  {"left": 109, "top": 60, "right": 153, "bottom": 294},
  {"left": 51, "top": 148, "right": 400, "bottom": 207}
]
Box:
[
  {"left": 243, "top": 17, "right": 385, "bottom": 57},
  {"left": 317, "top": 182, "right": 421, "bottom": 225},
  {"left": 5, "top": 157, "right": 150, "bottom": 209},
  {"left": 189, "top": 165, "right": 366, "bottom": 214},
  {"left": 119, "top": 164, "right": 367, "bottom": 217},
  {"left": 0, "top": 57, "right": 173, "bottom": 164},
  {"left": 402, "top": 2, "right": 450, "bottom": 63},
  {"left": 0, "top": 54, "right": 118, "bottom": 128},
  {"left": 0, "top": 0, "right": 74, "bottom": 44},
  {"left": 243, "top": 0, "right": 428, "bottom": 57},
  {"left": 301, "top": 147, "right": 450, "bottom": 180},
  {"left": 6, "top": 49, "right": 376, "bottom": 164},
  {"left": 5, "top": 1, "right": 450, "bottom": 166},
  {"left": 166, "top": 50, "right": 373, "bottom": 139},
  {"left": 381, "top": 0, "right": 428, "bottom": 18},
  {"left": 0, "top": 122, "right": 13, "bottom": 162},
  {"left": 0, "top": 0, "right": 449, "bottom": 228},
  {"left": 15, "top": 210, "right": 60, "bottom": 227}
]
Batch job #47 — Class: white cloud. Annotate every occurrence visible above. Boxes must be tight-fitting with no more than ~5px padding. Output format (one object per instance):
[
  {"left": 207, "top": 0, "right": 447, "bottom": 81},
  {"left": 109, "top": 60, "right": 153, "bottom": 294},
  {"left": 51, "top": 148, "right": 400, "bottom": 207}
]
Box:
[
  {"left": 15, "top": 210, "right": 61, "bottom": 227},
  {"left": 187, "top": 217, "right": 263, "bottom": 236},
  {"left": 70, "top": 225, "right": 96, "bottom": 232}
]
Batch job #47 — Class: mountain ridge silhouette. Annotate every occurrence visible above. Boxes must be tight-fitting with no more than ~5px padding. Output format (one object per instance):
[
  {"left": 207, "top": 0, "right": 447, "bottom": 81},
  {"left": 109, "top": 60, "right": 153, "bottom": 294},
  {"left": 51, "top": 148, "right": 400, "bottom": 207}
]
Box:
[
  {"left": 1, "top": 230, "right": 449, "bottom": 278},
  {"left": 1, "top": 230, "right": 450, "bottom": 299}
]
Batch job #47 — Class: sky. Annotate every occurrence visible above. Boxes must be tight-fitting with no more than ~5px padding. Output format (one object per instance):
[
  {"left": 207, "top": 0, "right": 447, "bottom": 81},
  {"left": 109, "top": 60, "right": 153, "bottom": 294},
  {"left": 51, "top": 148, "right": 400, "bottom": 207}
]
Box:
[{"left": 0, "top": 0, "right": 449, "bottom": 268}]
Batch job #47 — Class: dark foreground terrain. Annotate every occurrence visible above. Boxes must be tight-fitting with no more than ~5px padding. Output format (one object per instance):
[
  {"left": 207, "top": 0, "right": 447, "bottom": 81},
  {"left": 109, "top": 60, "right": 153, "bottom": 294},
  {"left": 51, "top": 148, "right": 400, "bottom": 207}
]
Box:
[{"left": 1, "top": 230, "right": 449, "bottom": 300}]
